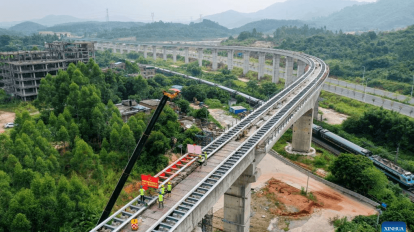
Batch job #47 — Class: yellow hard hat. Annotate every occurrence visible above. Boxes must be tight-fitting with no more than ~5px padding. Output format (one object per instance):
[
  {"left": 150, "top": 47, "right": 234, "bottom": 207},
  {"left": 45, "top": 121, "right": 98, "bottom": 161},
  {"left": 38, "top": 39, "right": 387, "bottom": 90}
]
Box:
[
  {"left": 168, "top": 182, "right": 171, "bottom": 184},
  {"left": 162, "top": 185, "right": 164, "bottom": 187}
]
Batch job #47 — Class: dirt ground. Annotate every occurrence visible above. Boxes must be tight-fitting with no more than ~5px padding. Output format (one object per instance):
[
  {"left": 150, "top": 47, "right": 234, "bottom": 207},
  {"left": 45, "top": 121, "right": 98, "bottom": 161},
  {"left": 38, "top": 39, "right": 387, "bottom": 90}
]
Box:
[
  {"left": 0, "top": 111, "right": 15, "bottom": 133},
  {"left": 251, "top": 41, "right": 274, "bottom": 48},
  {"left": 238, "top": 77, "right": 251, "bottom": 83},
  {"left": 208, "top": 108, "right": 237, "bottom": 128},
  {"left": 212, "top": 153, "right": 376, "bottom": 232},
  {"left": 318, "top": 107, "right": 349, "bottom": 125}
]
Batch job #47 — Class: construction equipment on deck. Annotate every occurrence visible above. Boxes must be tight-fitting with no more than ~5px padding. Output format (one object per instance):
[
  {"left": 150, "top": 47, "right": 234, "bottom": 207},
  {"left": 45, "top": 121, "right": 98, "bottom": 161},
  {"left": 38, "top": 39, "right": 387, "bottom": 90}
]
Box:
[{"left": 97, "top": 90, "right": 179, "bottom": 224}]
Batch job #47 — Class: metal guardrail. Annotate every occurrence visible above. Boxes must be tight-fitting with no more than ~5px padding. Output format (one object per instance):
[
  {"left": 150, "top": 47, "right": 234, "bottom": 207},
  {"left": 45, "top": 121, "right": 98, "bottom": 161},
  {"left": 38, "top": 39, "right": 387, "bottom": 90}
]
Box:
[
  {"left": 90, "top": 54, "right": 315, "bottom": 232},
  {"left": 147, "top": 56, "right": 326, "bottom": 231}
]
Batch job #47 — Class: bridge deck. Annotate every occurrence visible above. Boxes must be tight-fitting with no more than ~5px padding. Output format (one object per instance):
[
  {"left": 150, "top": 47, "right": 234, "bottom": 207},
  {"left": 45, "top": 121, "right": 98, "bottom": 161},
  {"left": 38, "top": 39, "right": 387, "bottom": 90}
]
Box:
[{"left": 120, "top": 141, "right": 242, "bottom": 232}]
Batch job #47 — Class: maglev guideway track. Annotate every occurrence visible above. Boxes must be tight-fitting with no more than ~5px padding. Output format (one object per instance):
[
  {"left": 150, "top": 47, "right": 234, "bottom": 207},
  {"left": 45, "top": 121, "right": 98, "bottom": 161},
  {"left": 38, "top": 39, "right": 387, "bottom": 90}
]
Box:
[
  {"left": 90, "top": 46, "right": 329, "bottom": 232},
  {"left": 146, "top": 56, "right": 327, "bottom": 232}
]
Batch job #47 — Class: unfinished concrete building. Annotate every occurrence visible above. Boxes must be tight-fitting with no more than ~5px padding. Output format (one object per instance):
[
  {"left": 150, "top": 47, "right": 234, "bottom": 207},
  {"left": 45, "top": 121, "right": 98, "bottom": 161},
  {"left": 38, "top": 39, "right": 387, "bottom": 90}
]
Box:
[{"left": 0, "top": 41, "right": 95, "bottom": 101}]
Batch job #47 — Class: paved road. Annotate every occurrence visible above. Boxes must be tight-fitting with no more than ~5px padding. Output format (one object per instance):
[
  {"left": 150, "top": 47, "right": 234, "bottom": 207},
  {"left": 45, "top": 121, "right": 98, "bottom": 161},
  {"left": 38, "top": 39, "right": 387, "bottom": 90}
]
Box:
[{"left": 323, "top": 83, "right": 414, "bottom": 118}]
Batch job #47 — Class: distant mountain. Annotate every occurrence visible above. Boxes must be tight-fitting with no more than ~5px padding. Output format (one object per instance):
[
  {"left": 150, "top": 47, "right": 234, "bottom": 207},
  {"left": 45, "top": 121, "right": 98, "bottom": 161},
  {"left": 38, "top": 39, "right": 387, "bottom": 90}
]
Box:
[
  {"left": 31, "top": 15, "right": 86, "bottom": 27},
  {"left": 231, "top": 19, "right": 310, "bottom": 34},
  {"left": 204, "top": 0, "right": 364, "bottom": 28},
  {"left": 313, "top": 0, "right": 414, "bottom": 31},
  {"left": 9, "top": 21, "right": 47, "bottom": 34},
  {"left": 202, "top": 10, "right": 253, "bottom": 29}
]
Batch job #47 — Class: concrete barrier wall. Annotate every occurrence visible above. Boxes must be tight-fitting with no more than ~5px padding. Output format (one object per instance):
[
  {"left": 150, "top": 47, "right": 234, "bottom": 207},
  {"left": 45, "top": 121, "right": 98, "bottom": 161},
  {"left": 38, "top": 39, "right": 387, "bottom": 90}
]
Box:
[
  {"left": 326, "top": 78, "right": 414, "bottom": 104},
  {"left": 323, "top": 83, "right": 414, "bottom": 118},
  {"left": 268, "top": 150, "right": 380, "bottom": 207}
]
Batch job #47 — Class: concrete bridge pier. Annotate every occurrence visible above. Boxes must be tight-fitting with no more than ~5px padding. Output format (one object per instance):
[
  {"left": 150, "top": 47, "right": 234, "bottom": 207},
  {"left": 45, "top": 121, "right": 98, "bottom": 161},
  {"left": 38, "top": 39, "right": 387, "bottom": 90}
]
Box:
[
  {"left": 185, "top": 47, "right": 189, "bottom": 64},
  {"left": 243, "top": 51, "right": 250, "bottom": 75},
  {"left": 291, "top": 108, "right": 314, "bottom": 152},
  {"left": 284, "top": 56, "right": 294, "bottom": 87},
  {"left": 197, "top": 48, "right": 203, "bottom": 67},
  {"left": 162, "top": 47, "right": 167, "bottom": 61},
  {"left": 297, "top": 60, "right": 306, "bottom": 78},
  {"left": 173, "top": 47, "right": 177, "bottom": 63},
  {"left": 227, "top": 50, "right": 234, "bottom": 70},
  {"left": 143, "top": 45, "right": 148, "bottom": 59},
  {"left": 224, "top": 148, "right": 264, "bottom": 232},
  {"left": 212, "top": 49, "right": 218, "bottom": 71},
  {"left": 272, "top": 54, "right": 280, "bottom": 84},
  {"left": 152, "top": 46, "right": 157, "bottom": 60},
  {"left": 258, "top": 52, "right": 265, "bottom": 80}
]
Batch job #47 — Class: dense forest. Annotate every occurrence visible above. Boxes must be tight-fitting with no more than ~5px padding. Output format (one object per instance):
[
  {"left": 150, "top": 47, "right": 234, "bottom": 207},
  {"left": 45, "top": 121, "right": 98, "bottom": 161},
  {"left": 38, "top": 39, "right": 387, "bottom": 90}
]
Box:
[
  {"left": 95, "top": 20, "right": 230, "bottom": 41},
  {"left": 0, "top": 55, "right": 250, "bottom": 231},
  {"left": 0, "top": 34, "right": 59, "bottom": 51}
]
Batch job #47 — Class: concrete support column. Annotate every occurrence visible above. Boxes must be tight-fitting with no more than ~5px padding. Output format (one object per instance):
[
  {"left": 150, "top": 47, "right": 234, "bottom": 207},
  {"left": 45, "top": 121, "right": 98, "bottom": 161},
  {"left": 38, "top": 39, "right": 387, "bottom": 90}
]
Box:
[
  {"left": 143, "top": 45, "right": 148, "bottom": 59},
  {"left": 162, "top": 47, "right": 167, "bottom": 60},
  {"left": 292, "top": 109, "right": 314, "bottom": 152},
  {"left": 152, "top": 46, "right": 157, "bottom": 60},
  {"left": 223, "top": 166, "right": 256, "bottom": 232},
  {"left": 297, "top": 60, "right": 306, "bottom": 78},
  {"left": 212, "top": 49, "right": 218, "bottom": 71},
  {"left": 313, "top": 95, "right": 320, "bottom": 119},
  {"left": 197, "top": 48, "right": 203, "bottom": 67},
  {"left": 258, "top": 52, "right": 265, "bottom": 80},
  {"left": 243, "top": 51, "right": 250, "bottom": 75},
  {"left": 227, "top": 50, "right": 234, "bottom": 70},
  {"left": 284, "top": 56, "right": 294, "bottom": 87},
  {"left": 272, "top": 54, "right": 280, "bottom": 84},
  {"left": 172, "top": 47, "right": 177, "bottom": 63},
  {"left": 184, "top": 47, "right": 189, "bottom": 64}
]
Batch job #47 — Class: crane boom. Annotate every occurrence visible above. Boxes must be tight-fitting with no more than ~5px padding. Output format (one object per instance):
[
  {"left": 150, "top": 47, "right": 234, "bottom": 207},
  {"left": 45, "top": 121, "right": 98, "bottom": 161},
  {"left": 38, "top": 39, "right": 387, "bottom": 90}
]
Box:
[{"left": 97, "top": 91, "right": 179, "bottom": 224}]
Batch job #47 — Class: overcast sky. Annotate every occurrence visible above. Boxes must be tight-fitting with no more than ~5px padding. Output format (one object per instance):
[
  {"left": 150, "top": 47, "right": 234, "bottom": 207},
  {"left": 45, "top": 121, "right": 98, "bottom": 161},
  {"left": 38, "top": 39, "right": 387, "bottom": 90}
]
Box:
[{"left": 2, "top": 0, "right": 377, "bottom": 22}]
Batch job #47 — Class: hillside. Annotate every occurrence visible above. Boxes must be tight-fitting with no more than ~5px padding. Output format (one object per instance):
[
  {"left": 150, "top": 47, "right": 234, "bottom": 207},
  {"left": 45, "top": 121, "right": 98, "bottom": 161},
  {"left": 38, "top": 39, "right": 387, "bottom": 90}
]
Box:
[
  {"left": 9, "top": 21, "right": 47, "bottom": 34},
  {"left": 204, "top": 0, "right": 363, "bottom": 28},
  {"left": 47, "top": 21, "right": 145, "bottom": 35},
  {"left": 31, "top": 15, "right": 86, "bottom": 27},
  {"left": 0, "top": 28, "right": 22, "bottom": 36},
  {"left": 314, "top": 0, "right": 414, "bottom": 31},
  {"left": 96, "top": 20, "right": 230, "bottom": 41},
  {"left": 231, "top": 19, "right": 309, "bottom": 34}
]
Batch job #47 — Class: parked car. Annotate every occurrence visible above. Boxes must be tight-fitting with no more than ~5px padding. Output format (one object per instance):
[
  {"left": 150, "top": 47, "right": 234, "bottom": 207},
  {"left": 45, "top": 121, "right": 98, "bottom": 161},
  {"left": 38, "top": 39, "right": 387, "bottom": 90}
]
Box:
[{"left": 4, "top": 123, "right": 14, "bottom": 128}]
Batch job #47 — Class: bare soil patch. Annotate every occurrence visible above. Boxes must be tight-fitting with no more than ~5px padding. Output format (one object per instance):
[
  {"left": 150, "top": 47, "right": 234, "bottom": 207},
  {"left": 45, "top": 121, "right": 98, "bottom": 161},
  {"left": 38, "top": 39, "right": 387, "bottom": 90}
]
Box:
[
  {"left": 319, "top": 107, "right": 349, "bottom": 125},
  {"left": 0, "top": 111, "right": 15, "bottom": 133},
  {"left": 208, "top": 108, "right": 237, "bottom": 128},
  {"left": 212, "top": 153, "right": 376, "bottom": 232}
]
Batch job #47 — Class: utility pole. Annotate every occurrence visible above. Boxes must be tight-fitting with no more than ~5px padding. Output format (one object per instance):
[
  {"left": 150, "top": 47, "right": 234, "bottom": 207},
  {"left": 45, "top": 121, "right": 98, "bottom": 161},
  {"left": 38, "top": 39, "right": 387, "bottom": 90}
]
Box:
[
  {"left": 411, "top": 75, "right": 414, "bottom": 98},
  {"left": 395, "top": 143, "right": 400, "bottom": 163},
  {"left": 200, "top": 14, "right": 202, "bottom": 22},
  {"left": 305, "top": 174, "right": 310, "bottom": 195},
  {"left": 151, "top": 13, "right": 154, "bottom": 22},
  {"left": 106, "top": 9, "right": 109, "bottom": 22},
  {"left": 363, "top": 78, "right": 370, "bottom": 103}
]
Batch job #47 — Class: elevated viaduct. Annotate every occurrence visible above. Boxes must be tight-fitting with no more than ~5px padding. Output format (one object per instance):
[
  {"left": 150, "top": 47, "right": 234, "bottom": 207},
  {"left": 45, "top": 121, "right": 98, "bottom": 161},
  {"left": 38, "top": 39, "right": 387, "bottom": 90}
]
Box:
[{"left": 90, "top": 43, "right": 329, "bottom": 232}]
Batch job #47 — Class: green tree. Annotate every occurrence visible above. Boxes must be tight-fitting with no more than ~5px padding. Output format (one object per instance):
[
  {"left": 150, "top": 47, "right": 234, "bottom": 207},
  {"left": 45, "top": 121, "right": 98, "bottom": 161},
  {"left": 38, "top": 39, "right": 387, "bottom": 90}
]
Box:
[
  {"left": 329, "top": 154, "right": 376, "bottom": 194},
  {"left": 10, "top": 213, "right": 31, "bottom": 232},
  {"left": 58, "top": 126, "right": 70, "bottom": 147}
]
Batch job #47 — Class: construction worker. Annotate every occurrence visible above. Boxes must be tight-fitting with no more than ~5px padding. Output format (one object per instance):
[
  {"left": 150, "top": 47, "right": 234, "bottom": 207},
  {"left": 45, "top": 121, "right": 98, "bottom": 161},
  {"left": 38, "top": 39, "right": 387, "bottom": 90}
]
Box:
[
  {"left": 139, "top": 186, "right": 145, "bottom": 204},
  {"left": 198, "top": 154, "right": 204, "bottom": 168},
  {"left": 158, "top": 192, "right": 164, "bottom": 209},
  {"left": 160, "top": 185, "right": 165, "bottom": 196},
  {"left": 167, "top": 182, "right": 172, "bottom": 198},
  {"left": 203, "top": 152, "right": 208, "bottom": 166}
]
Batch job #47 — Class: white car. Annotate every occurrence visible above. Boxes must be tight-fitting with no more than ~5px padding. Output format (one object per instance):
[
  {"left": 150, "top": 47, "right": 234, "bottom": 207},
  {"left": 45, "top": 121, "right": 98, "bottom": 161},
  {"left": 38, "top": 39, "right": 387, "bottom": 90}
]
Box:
[{"left": 4, "top": 123, "right": 14, "bottom": 128}]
